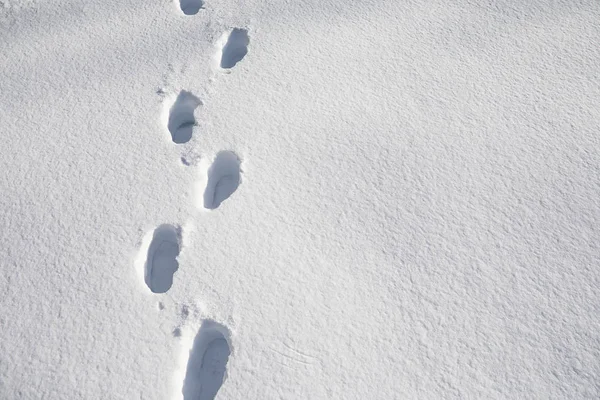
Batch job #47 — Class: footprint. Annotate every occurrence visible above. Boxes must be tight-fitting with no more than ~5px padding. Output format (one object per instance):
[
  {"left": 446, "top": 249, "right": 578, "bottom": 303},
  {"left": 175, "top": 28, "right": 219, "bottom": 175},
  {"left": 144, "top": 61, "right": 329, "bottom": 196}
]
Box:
[
  {"left": 167, "top": 91, "right": 202, "bottom": 144},
  {"left": 203, "top": 151, "right": 241, "bottom": 210},
  {"left": 179, "top": 0, "right": 203, "bottom": 15},
  {"left": 219, "top": 28, "right": 249, "bottom": 69},
  {"left": 143, "top": 224, "right": 181, "bottom": 293},
  {"left": 182, "top": 320, "right": 231, "bottom": 400}
]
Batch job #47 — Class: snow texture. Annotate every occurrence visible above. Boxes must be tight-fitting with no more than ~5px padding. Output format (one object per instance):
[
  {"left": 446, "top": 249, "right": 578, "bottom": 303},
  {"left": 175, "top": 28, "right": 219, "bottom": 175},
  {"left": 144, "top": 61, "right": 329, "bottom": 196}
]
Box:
[{"left": 1, "top": 0, "right": 600, "bottom": 399}]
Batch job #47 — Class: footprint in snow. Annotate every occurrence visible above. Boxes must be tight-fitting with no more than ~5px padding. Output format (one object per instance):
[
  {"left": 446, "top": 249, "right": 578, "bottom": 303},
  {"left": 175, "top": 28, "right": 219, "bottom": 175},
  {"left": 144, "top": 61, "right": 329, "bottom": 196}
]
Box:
[
  {"left": 203, "top": 151, "right": 241, "bottom": 210},
  {"left": 219, "top": 28, "right": 249, "bottom": 69},
  {"left": 182, "top": 320, "right": 231, "bottom": 400},
  {"left": 179, "top": 0, "right": 203, "bottom": 15},
  {"left": 143, "top": 224, "right": 181, "bottom": 294},
  {"left": 167, "top": 90, "right": 202, "bottom": 144}
]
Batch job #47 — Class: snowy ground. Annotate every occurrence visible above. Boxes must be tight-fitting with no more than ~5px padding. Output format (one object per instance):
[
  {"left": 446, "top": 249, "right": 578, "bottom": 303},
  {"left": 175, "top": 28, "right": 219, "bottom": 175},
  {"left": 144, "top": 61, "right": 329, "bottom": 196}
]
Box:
[{"left": 1, "top": 0, "right": 599, "bottom": 398}]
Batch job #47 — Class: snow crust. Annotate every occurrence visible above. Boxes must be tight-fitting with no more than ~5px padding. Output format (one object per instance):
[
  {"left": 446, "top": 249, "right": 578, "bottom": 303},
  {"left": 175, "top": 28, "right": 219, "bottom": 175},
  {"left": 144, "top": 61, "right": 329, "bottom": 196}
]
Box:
[{"left": 1, "top": 0, "right": 599, "bottom": 398}]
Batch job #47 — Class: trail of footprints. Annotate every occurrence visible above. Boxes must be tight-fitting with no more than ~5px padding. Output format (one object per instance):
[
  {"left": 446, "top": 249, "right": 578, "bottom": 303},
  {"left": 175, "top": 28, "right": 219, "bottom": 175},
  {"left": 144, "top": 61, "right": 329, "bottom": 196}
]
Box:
[{"left": 137, "top": 11, "right": 250, "bottom": 400}]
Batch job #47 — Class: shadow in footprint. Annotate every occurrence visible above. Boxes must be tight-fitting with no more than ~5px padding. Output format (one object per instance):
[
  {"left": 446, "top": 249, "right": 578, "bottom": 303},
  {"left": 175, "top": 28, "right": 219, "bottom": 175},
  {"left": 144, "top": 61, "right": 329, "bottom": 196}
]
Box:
[
  {"left": 144, "top": 224, "right": 181, "bottom": 293},
  {"left": 180, "top": 0, "right": 203, "bottom": 15},
  {"left": 183, "top": 320, "right": 231, "bottom": 400},
  {"left": 168, "top": 91, "right": 202, "bottom": 144},
  {"left": 220, "top": 28, "right": 249, "bottom": 69},
  {"left": 203, "top": 151, "right": 241, "bottom": 210}
]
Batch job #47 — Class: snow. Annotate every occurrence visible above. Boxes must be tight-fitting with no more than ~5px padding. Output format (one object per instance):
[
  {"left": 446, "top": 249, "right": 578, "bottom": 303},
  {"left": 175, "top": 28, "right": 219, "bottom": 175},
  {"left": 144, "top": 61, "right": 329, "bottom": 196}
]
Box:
[{"left": 1, "top": 0, "right": 599, "bottom": 398}]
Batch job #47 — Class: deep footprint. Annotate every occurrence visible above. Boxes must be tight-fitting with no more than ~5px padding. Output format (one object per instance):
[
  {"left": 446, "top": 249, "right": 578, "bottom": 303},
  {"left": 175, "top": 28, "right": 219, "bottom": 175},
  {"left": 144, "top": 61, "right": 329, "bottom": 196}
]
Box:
[
  {"left": 204, "top": 151, "right": 241, "bottom": 210},
  {"left": 220, "top": 28, "right": 249, "bottom": 69},
  {"left": 144, "top": 224, "right": 181, "bottom": 293},
  {"left": 179, "top": 0, "right": 203, "bottom": 15},
  {"left": 168, "top": 91, "right": 201, "bottom": 144},
  {"left": 183, "top": 321, "right": 231, "bottom": 400}
]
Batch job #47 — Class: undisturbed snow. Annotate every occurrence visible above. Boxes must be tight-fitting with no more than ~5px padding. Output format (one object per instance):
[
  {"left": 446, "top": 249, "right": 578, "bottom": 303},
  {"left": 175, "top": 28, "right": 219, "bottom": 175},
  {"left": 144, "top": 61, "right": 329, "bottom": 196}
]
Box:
[{"left": 1, "top": 0, "right": 599, "bottom": 399}]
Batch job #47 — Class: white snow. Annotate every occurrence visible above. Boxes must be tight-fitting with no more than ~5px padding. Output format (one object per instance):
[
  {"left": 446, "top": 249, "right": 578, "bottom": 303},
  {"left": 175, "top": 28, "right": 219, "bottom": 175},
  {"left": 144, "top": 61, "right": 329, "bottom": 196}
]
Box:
[{"left": 1, "top": 0, "right": 599, "bottom": 398}]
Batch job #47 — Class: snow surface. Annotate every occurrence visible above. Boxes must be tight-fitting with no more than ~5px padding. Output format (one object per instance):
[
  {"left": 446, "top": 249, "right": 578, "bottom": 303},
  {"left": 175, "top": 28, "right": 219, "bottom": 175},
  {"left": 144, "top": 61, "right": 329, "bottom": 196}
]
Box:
[{"left": 1, "top": 0, "right": 600, "bottom": 398}]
